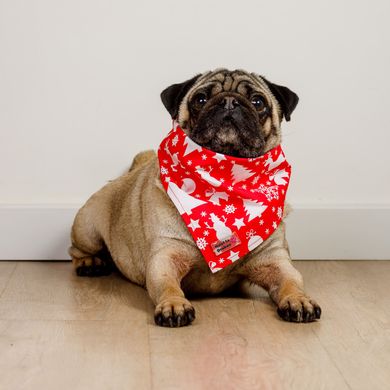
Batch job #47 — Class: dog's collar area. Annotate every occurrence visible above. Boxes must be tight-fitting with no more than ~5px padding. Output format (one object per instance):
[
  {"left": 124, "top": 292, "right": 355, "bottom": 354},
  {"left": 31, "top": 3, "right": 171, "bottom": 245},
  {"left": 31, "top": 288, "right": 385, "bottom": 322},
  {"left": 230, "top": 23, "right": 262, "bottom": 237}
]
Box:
[{"left": 157, "top": 123, "right": 291, "bottom": 273}]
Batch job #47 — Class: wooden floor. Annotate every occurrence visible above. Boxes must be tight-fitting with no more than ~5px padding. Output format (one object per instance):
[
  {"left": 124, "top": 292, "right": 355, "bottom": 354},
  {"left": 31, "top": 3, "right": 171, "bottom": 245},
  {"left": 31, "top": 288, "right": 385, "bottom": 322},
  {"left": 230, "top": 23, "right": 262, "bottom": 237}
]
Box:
[{"left": 0, "top": 261, "right": 389, "bottom": 390}]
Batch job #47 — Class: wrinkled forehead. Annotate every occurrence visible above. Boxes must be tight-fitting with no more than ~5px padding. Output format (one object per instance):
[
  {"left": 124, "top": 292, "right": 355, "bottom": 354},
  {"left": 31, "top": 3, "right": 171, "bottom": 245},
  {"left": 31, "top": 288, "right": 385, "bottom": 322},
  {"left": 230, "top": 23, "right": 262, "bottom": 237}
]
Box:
[{"left": 188, "top": 68, "right": 272, "bottom": 99}]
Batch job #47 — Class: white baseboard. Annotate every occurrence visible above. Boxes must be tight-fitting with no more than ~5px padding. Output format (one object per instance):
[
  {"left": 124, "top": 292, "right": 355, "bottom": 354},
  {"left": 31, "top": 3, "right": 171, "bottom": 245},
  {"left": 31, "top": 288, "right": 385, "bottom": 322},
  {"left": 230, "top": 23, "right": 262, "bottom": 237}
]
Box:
[
  {"left": 0, "top": 204, "right": 389, "bottom": 260},
  {"left": 286, "top": 205, "right": 390, "bottom": 260}
]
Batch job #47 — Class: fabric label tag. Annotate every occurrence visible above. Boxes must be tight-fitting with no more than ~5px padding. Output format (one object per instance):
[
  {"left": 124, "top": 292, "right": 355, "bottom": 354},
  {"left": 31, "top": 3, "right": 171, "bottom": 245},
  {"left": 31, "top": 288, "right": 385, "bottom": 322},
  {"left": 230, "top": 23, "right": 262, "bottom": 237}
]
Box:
[{"left": 211, "top": 232, "right": 241, "bottom": 256}]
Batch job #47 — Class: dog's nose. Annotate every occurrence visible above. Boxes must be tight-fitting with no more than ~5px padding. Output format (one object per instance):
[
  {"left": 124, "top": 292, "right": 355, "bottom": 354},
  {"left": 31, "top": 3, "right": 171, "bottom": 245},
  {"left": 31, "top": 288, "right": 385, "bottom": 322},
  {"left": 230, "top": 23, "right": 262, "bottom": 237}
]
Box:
[{"left": 222, "top": 96, "right": 239, "bottom": 110}]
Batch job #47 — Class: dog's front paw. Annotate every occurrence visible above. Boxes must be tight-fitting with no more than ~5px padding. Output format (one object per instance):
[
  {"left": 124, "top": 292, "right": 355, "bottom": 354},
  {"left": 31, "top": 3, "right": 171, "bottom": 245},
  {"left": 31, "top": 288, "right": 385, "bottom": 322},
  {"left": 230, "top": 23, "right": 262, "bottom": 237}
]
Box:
[
  {"left": 154, "top": 297, "right": 195, "bottom": 327},
  {"left": 277, "top": 294, "right": 321, "bottom": 323}
]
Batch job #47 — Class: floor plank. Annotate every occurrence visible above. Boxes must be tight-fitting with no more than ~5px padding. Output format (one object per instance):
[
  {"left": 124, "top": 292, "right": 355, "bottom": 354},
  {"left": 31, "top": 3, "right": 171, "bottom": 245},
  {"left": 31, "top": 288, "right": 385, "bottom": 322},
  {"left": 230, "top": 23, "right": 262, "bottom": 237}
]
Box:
[
  {"left": 148, "top": 297, "right": 349, "bottom": 390},
  {"left": 0, "top": 261, "right": 389, "bottom": 390},
  {"left": 296, "top": 261, "right": 390, "bottom": 390},
  {"left": 0, "top": 261, "right": 17, "bottom": 296},
  {"left": 0, "top": 262, "right": 149, "bottom": 321},
  {"left": 0, "top": 319, "right": 151, "bottom": 390}
]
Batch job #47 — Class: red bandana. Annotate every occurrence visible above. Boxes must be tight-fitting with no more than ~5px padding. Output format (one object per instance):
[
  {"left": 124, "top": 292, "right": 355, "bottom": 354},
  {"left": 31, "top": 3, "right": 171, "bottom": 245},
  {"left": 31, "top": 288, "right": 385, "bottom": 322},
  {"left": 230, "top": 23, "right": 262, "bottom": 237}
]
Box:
[{"left": 157, "top": 123, "right": 291, "bottom": 273}]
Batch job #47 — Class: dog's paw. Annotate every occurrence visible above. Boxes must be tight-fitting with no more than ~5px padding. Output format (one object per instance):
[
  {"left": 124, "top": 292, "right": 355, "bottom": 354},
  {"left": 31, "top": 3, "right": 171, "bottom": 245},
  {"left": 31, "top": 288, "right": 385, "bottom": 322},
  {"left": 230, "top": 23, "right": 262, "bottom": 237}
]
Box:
[
  {"left": 154, "top": 297, "right": 195, "bottom": 327},
  {"left": 277, "top": 294, "right": 321, "bottom": 323},
  {"left": 74, "top": 256, "right": 112, "bottom": 277}
]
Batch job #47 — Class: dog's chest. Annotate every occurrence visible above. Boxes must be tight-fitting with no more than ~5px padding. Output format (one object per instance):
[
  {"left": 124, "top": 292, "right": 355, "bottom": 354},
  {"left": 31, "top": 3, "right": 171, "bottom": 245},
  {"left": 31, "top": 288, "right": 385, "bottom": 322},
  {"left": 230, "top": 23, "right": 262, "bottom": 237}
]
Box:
[{"left": 181, "top": 258, "right": 242, "bottom": 295}]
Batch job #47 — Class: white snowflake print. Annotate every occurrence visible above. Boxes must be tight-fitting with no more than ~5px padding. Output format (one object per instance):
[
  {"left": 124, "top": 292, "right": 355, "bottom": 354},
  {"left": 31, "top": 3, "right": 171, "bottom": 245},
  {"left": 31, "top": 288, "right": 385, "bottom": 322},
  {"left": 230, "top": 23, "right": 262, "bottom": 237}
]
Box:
[
  {"left": 277, "top": 207, "right": 283, "bottom": 219},
  {"left": 252, "top": 176, "right": 259, "bottom": 185},
  {"left": 195, "top": 194, "right": 200, "bottom": 198},
  {"left": 224, "top": 204, "right": 237, "bottom": 214},
  {"left": 220, "top": 178, "right": 225, "bottom": 183},
  {"left": 201, "top": 211, "right": 207, "bottom": 217},
  {"left": 241, "top": 184, "right": 247, "bottom": 190},
  {"left": 255, "top": 161, "right": 260, "bottom": 166},
  {"left": 282, "top": 189, "right": 285, "bottom": 195},
  {"left": 171, "top": 135, "right": 179, "bottom": 146},
  {"left": 257, "top": 184, "right": 279, "bottom": 201},
  {"left": 266, "top": 181, "right": 271, "bottom": 185},
  {"left": 160, "top": 167, "right": 168, "bottom": 175},
  {"left": 201, "top": 154, "right": 207, "bottom": 160},
  {"left": 259, "top": 219, "right": 264, "bottom": 225},
  {"left": 272, "top": 206, "right": 275, "bottom": 212},
  {"left": 164, "top": 177, "right": 170, "bottom": 182},
  {"left": 163, "top": 159, "right": 168, "bottom": 164},
  {"left": 272, "top": 221, "right": 277, "bottom": 229},
  {"left": 220, "top": 165, "right": 225, "bottom": 170},
  {"left": 265, "top": 228, "right": 270, "bottom": 234},
  {"left": 203, "top": 230, "right": 209, "bottom": 236},
  {"left": 185, "top": 171, "right": 190, "bottom": 175},
  {"left": 228, "top": 186, "right": 234, "bottom": 191},
  {"left": 187, "top": 160, "right": 192, "bottom": 166},
  {"left": 196, "top": 237, "right": 208, "bottom": 250}
]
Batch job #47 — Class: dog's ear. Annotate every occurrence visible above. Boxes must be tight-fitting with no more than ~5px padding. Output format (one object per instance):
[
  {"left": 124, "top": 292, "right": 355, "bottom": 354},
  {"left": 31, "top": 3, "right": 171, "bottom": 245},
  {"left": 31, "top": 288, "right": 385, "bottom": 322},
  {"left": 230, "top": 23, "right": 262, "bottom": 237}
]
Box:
[
  {"left": 160, "top": 74, "right": 201, "bottom": 119},
  {"left": 261, "top": 77, "right": 299, "bottom": 121}
]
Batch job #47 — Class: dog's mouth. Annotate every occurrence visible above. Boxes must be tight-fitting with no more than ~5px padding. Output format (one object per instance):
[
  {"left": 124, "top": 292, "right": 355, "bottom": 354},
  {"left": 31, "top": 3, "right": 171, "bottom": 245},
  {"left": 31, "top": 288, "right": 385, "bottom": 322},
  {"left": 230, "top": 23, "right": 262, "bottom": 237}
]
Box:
[
  {"left": 189, "top": 117, "right": 265, "bottom": 158},
  {"left": 188, "top": 101, "right": 266, "bottom": 158}
]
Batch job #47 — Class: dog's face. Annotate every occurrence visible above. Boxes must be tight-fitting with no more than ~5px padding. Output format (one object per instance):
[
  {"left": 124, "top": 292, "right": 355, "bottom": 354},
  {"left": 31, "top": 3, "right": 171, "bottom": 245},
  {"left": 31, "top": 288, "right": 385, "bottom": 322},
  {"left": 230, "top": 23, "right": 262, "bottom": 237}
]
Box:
[{"left": 161, "top": 69, "right": 299, "bottom": 158}]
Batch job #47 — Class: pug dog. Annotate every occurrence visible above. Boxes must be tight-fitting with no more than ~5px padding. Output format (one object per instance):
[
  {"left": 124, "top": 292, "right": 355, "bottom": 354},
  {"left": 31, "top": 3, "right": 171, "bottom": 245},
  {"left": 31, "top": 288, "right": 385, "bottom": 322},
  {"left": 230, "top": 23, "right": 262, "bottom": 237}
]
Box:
[{"left": 69, "top": 68, "right": 321, "bottom": 327}]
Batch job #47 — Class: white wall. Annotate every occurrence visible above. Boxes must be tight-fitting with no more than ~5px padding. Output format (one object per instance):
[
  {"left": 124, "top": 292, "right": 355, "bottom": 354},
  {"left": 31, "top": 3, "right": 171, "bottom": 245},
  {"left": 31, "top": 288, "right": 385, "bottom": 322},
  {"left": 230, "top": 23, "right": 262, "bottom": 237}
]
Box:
[{"left": 1, "top": 1, "right": 389, "bottom": 259}]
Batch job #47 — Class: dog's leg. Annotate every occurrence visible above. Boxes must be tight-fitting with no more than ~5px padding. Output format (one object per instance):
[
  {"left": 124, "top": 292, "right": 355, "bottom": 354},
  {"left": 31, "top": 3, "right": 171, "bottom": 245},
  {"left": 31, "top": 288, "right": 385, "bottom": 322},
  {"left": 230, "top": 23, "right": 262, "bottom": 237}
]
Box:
[
  {"left": 147, "top": 246, "right": 195, "bottom": 327},
  {"left": 69, "top": 208, "right": 112, "bottom": 277},
  {"left": 245, "top": 248, "right": 321, "bottom": 322}
]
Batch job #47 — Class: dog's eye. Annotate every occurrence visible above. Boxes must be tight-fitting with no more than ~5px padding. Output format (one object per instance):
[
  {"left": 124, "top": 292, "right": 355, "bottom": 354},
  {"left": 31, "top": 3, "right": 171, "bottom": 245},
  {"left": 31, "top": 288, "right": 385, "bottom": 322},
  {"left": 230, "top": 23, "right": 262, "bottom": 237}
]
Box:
[
  {"left": 251, "top": 95, "right": 265, "bottom": 109},
  {"left": 194, "top": 93, "right": 207, "bottom": 106}
]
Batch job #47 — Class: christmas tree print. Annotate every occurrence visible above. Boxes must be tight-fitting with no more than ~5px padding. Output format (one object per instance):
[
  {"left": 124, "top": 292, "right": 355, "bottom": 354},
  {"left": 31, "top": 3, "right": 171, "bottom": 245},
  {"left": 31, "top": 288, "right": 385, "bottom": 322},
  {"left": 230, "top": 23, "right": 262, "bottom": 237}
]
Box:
[
  {"left": 183, "top": 137, "right": 203, "bottom": 156},
  {"left": 231, "top": 163, "right": 255, "bottom": 184},
  {"left": 167, "top": 181, "right": 206, "bottom": 215},
  {"left": 243, "top": 199, "right": 267, "bottom": 221}
]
